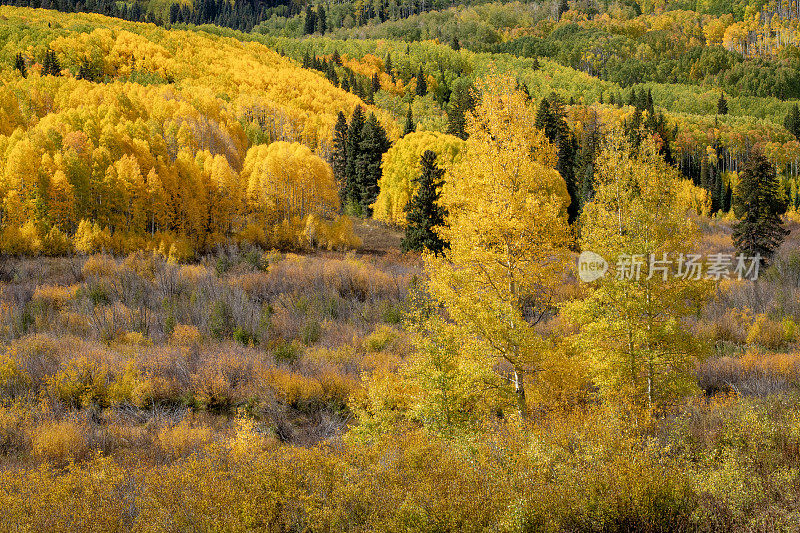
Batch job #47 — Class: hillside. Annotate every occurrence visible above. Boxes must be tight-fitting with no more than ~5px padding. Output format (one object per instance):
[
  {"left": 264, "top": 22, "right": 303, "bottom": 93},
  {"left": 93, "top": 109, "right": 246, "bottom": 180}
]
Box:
[
  {"left": 3, "top": 2, "right": 800, "bottom": 531},
  {"left": 0, "top": 7, "right": 397, "bottom": 257}
]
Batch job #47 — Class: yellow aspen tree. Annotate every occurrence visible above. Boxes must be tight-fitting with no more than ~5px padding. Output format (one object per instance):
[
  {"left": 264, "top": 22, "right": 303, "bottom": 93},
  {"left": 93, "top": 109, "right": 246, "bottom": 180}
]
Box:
[
  {"left": 425, "top": 76, "right": 572, "bottom": 420},
  {"left": 563, "top": 131, "right": 712, "bottom": 409},
  {"left": 48, "top": 170, "right": 76, "bottom": 232},
  {"left": 242, "top": 141, "right": 339, "bottom": 229}
]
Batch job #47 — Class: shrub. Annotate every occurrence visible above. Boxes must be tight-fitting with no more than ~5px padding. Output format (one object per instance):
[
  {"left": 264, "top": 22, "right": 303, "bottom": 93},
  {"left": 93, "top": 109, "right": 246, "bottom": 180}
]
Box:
[
  {"left": 30, "top": 419, "right": 90, "bottom": 462},
  {"left": 46, "top": 357, "right": 110, "bottom": 408},
  {"left": 272, "top": 340, "right": 300, "bottom": 365},
  {"left": 0, "top": 349, "right": 31, "bottom": 397},
  {"left": 363, "top": 325, "right": 400, "bottom": 352},
  {"left": 171, "top": 324, "right": 202, "bottom": 346},
  {"left": 32, "top": 284, "right": 79, "bottom": 310},
  {"left": 157, "top": 419, "right": 213, "bottom": 458},
  {"left": 747, "top": 314, "right": 798, "bottom": 350},
  {"left": 81, "top": 254, "right": 119, "bottom": 279}
]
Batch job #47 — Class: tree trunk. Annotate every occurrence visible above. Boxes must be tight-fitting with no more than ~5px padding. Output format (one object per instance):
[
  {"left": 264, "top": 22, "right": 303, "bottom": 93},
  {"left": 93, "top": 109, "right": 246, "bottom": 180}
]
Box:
[{"left": 514, "top": 366, "right": 528, "bottom": 419}]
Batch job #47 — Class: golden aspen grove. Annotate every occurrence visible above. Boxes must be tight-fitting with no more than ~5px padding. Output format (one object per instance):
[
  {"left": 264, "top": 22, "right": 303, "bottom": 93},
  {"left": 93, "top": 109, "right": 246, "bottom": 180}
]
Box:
[{"left": 2, "top": 0, "right": 800, "bottom": 530}]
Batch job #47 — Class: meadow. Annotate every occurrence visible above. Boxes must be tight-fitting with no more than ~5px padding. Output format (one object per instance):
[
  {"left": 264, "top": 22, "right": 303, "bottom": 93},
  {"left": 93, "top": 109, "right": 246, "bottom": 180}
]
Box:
[{"left": 0, "top": 219, "right": 798, "bottom": 531}]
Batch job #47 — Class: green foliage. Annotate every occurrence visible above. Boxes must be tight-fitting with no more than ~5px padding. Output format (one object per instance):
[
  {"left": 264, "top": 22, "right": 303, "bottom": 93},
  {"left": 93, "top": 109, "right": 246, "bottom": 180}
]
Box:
[
  {"left": 733, "top": 150, "right": 790, "bottom": 264},
  {"left": 401, "top": 150, "right": 448, "bottom": 255}
]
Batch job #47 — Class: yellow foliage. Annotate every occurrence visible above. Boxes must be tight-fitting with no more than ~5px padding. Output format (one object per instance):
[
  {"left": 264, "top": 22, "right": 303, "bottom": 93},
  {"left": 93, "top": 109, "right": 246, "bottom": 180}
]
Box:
[
  {"left": 32, "top": 284, "right": 79, "bottom": 310},
  {"left": 0, "top": 222, "right": 43, "bottom": 256},
  {"left": 31, "top": 419, "right": 89, "bottom": 462},
  {"left": 747, "top": 314, "right": 799, "bottom": 350},
  {"left": 157, "top": 419, "right": 213, "bottom": 458},
  {"left": 372, "top": 130, "right": 465, "bottom": 225},
  {"left": 171, "top": 324, "right": 202, "bottom": 346}
]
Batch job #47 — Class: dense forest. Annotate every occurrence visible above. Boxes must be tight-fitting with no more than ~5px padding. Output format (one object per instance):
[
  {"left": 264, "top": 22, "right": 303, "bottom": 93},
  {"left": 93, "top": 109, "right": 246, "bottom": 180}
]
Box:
[{"left": 1, "top": 0, "right": 800, "bottom": 530}]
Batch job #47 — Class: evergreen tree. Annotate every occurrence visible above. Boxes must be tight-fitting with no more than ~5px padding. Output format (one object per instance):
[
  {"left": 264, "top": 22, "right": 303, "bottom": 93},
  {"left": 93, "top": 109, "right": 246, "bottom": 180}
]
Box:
[
  {"left": 315, "top": 4, "right": 326, "bottom": 34},
  {"left": 531, "top": 57, "right": 540, "bottom": 70},
  {"left": 732, "top": 150, "right": 789, "bottom": 265},
  {"left": 450, "top": 36, "right": 460, "bottom": 51},
  {"left": 332, "top": 111, "right": 349, "bottom": 202},
  {"left": 371, "top": 72, "right": 380, "bottom": 94},
  {"left": 331, "top": 49, "right": 342, "bottom": 66},
  {"left": 447, "top": 81, "right": 475, "bottom": 140},
  {"left": 343, "top": 106, "right": 366, "bottom": 211},
  {"left": 717, "top": 92, "right": 728, "bottom": 115},
  {"left": 536, "top": 93, "right": 579, "bottom": 223},
  {"left": 403, "top": 106, "right": 415, "bottom": 136},
  {"left": 42, "top": 48, "right": 61, "bottom": 76},
  {"left": 402, "top": 150, "right": 448, "bottom": 254},
  {"left": 13, "top": 52, "right": 26, "bottom": 78},
  {"left": 784, "top": 103, "right": 800, "bottom": 139},
  {"left": 557, "top": 0, "right": 568, "bottom": 19},
  {"left": 385, "top": 52, "right": 395, "bottom": 82},
  {"left": 303, "top": 5, "right": 316, "bottom": 34},
  {"left": 355, "top": 113, "right": 391, "bottom": 215},
  {"left": 415, "top": 66, "right": 427, "bottom": 96}
]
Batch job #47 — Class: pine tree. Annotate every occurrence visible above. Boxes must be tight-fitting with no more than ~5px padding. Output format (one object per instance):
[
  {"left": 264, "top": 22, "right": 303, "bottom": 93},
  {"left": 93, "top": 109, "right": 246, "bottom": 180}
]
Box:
[
  {"left": 732, "top": 150, "right": 790, "bottom": 265},
  {"left": 332, "top": 111, "right": 349, "bottom": 202},
  {"left": 355, "top": 113, "right": 390, "bottom": 215},
  {"left": 371, "top": 72, "right": 380, "bottom": 94},
  {"left": 331, "top": 49, "right": 342, "bottom": 66},
  {"left": 784, "top": 103, "right": 800, "bottom": 139},
  {"left": 42, "top": 48, "right": 61, "bottom": 76},
  {"left": 403, "top": 106, "right": 415, "bottom": 136},
  {"left": 451, "top": 36, "right": 460, "bottom": 51},
  {"left": 343, "top": 106, "right": 366, "bottom": 212},
  {"left": 415, "top": 66, "right": 427, "bottom": 96},
  {"left": 717, "top": 92, "right": 728, "bottom": 115},
  {"left": 13, "top": 52, "right": 26, "bottom": 78},
  {"left": 385, "top": 52, "right": 395, "bottom": 82},
  {"left": 315, "top": 4, "right": 326, "bottom": 34},
  {"left": 303, "top": 5, "right": 316, "bottom": 34},
  {"left": 402, "top": 150, "right": 448, "bottom": 254}
]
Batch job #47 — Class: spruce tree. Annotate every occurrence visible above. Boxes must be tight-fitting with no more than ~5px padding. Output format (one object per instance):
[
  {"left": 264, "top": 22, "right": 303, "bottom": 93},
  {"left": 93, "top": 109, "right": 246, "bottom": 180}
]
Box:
[
  {"left": 403, "top": 106, "right": 415, "bottom": 136},
  {"left": 536, "top": 93, "right": 579, "bottom": 222},
  {"left": 385, "top": 52, "right": 395, "bottom": 82},
  {"left": 42, "top": 48, "right": 61, "bottom": 76},
  {"left": 332, "top": 111, "right": 349, "bottom": 201},
  {"left": 343, "top": 106, "right": 366, "bottom": 212},
  {"left": 450, "top": 36, "right": 460, "bottom": 51},
  {"left": 315, "top": 4, "right": 326, "bottom": 34},
  {"left": 402, "top": 150, "right": 448, "bottom": 254},
  {"left": 13, "top": 52, "right": 26, "bottom": 78},
  {"left": 717, "top": 92, "right": 728, "bottom": 115},
  {"left": 303, "top": 5, "right": 316, "bottom": 34},
  {"left": 355, "top": 113, "right": 391, "bottom": 215},
  {"left": 331, "top": 49, "right": 342, "bottom": 66},
  {"left": 785, "top": 103, "right": 800, "bottom": 139},
  {"left": 371, "top": 72, "right": 380, "bottom": 94},
  {"left": 732, "top": 150, "right": 790, "bottom": 265},
  {"left": 415, "top": 66, "right": 427, "bottom": 96}
]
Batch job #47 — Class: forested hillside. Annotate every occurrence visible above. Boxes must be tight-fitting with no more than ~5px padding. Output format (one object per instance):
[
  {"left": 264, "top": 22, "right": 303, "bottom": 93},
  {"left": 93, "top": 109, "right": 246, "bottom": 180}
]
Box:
[
  {"left": 3, "top": 1, "right": 800, "bottom": 531},
  {"left": 0, "top": 7, "right": 398, "bottom": 257}
]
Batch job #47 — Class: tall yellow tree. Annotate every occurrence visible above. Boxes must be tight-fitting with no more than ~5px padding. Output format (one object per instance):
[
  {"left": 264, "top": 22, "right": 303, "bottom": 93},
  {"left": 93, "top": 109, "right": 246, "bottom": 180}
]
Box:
[
  {"left": 563, "top": 131, "right": 712, "bottom": 409},
  {"left": 425, "top": 76, "right": 572, "bottom": 420}
]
